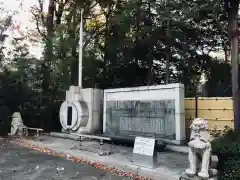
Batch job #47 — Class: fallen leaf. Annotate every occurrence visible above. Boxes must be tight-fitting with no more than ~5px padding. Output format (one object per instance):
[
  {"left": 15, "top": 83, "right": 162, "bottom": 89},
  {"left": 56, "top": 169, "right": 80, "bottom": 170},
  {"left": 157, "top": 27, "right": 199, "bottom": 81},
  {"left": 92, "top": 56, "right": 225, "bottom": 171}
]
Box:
[{"left": 10, "top": 139, "right": 151, "bottom": 180}]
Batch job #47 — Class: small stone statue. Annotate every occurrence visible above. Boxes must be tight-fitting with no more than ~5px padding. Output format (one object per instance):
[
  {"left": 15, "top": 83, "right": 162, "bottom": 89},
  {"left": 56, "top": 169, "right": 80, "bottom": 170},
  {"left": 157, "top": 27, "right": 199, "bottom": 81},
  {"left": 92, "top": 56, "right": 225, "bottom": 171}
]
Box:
[
  {"left": 8, "top": 112, "right": 25, "bottom": 136},
  {"left": 184, "top": 118, "right": 218, "bottom": 179}
]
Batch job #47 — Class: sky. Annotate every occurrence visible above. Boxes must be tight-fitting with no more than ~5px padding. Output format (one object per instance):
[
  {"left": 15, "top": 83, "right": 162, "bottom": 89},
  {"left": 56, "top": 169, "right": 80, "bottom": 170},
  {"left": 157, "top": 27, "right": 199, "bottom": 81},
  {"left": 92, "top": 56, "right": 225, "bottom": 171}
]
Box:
[
  {"left": 1, "top": 0, "right": 43, "bottom": 58},
  {"left": 1, "top": 0, "right": 36, "bottom": 35}
]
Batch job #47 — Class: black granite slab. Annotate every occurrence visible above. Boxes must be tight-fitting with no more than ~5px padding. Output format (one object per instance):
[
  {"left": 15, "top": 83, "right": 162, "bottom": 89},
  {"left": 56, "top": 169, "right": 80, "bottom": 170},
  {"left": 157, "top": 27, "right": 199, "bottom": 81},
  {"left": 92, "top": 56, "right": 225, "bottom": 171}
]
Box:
[{"left": 105, "top": 100, "right": 176, "bottom": 139}]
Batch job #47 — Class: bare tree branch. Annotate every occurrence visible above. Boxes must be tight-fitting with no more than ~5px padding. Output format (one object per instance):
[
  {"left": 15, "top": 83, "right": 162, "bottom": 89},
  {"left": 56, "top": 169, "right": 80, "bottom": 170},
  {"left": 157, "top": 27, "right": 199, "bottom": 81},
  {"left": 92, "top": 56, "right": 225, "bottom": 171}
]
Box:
[
  {"left": 31, "top": 10, "right": 46, "bottom": 38},
  {"left": 37, "top": 0, "right": 46, "bottom": 27}
]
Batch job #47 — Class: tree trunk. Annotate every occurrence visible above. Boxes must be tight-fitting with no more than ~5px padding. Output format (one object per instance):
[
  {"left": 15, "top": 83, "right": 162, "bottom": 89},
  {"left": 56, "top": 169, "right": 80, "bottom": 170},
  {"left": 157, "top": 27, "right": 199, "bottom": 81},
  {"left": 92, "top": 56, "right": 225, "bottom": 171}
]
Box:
[
  {"left": 70, "top": 4, "right": 78, "bottom": 86},
  {"left": 228, "top": 3, "right": 239, "bottom": 131},
  {"left": 102, "top": 6, "right": 111, "bottom": 88},
  {"left": 165, "top": 18, "right": 171, "bottom": 84},
  {"left": 134, "top": 0, "right": 141, "bottom": 64},
  {"left": 41, "top": 0, "right": 54, "bottom": 131},
  {"left": 147, "top": 2, "right": 153, "bottom": 85}
]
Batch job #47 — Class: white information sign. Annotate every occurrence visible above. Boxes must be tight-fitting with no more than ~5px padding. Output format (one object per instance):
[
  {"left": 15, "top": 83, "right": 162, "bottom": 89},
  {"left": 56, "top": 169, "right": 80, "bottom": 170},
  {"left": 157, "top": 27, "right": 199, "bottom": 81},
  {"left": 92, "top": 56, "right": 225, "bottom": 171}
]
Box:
[{"left": 133, "top": 137, "right": 155, "bottom": 156}]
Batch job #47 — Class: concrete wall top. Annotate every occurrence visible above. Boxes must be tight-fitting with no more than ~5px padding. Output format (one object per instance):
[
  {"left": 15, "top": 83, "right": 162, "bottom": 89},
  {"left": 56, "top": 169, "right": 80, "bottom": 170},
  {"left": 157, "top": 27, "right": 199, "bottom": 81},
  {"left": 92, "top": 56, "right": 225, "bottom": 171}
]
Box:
[
  {"left": 185, "top": 97, "right": 232, "bottom": 100},
  {"left": 104, "top": 83, "right": 184, "bottom": 93}
]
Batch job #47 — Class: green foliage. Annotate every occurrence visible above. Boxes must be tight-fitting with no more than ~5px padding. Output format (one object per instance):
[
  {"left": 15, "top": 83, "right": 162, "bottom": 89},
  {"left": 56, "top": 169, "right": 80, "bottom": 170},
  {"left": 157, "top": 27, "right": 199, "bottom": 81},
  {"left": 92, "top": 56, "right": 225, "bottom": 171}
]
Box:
[
  {"left": 86, "top": 0, "right": 230, "bottom": 95},
  {"left": 205, "top": 61, "right": 231, "bottom": 96},
  {"left": 220, "top": 159, "right": 240, "bottom": 180},
  {"left": 212, "top": 127, "right": 240, "bottom": 180}
]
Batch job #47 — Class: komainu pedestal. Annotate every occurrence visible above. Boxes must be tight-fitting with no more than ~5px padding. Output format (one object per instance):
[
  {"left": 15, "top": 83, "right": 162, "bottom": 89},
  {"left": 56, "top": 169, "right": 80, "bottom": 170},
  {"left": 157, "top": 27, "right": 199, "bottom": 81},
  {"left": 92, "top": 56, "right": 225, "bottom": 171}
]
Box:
[{"left": 181, "top": 118, "right": 218, "bottom": 180}]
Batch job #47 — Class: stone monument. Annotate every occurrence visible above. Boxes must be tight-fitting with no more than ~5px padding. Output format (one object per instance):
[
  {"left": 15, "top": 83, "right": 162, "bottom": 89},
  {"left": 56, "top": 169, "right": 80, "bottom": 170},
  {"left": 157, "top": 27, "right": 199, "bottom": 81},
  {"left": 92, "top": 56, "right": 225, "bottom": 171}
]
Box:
[
  {"left": 59, "top": 86, "right": 103, "bottom": 135},
  {"left": 182, "top": 118, "right": 218, "bottom": 180},
  {"left": 8, "top": 112, "right": 26, "bottom": 136},
  {"left": 57, "top": 10, "right": 104, "bottom": 136},
  {"left": 103, "top": 83, "right": 185, "bottom": 145}
]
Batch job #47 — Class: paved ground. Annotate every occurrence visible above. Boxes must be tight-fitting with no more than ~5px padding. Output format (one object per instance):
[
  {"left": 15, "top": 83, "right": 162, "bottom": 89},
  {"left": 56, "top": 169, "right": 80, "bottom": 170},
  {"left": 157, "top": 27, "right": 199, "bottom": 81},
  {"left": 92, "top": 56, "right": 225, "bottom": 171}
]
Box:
[
  {"left": 0, "top": 140, "right": 130, "bottom": 180},
  {"left": 17, "top": 135, "right": 188, "bottom": 180}
]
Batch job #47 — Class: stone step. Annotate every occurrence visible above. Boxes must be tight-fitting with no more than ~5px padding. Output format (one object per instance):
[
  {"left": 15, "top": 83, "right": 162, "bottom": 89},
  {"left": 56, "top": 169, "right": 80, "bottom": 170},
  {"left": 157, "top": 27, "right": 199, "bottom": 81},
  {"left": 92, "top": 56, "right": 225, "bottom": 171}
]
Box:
[
  {"left": 50, "top": 132, "right": 80, "bottom": 140},
  {"left": 166, "top": 144, "right": 188, "bottom": 153},
  {"left": 50, "top": 132, "right": 189, "bottom": 153}
]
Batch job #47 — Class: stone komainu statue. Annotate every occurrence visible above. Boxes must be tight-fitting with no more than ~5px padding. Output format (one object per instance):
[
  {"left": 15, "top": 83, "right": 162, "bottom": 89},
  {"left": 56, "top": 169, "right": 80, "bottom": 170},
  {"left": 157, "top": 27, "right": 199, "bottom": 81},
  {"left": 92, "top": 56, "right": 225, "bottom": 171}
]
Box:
[
  {"left": 8, "top": 112, "right": 26, "bottom": 136},
  {"left": 185, "top": 118, "right": 218, "bottom": 179}
]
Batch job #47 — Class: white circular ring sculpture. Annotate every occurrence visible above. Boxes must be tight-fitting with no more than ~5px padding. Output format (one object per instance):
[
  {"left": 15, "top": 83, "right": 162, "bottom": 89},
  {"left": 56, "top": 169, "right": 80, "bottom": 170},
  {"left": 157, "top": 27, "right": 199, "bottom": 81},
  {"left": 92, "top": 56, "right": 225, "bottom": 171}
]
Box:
[{"left": 59, "top": 100, "right": 89, "bottom": 131}]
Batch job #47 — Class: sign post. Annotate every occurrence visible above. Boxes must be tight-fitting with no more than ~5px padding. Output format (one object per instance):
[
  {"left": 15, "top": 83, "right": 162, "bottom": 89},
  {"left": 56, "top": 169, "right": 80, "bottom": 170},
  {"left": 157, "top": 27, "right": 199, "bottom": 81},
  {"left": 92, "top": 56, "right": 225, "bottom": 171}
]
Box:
[{"left": 133, "top": 137, "right": 157, "bottom": 169}]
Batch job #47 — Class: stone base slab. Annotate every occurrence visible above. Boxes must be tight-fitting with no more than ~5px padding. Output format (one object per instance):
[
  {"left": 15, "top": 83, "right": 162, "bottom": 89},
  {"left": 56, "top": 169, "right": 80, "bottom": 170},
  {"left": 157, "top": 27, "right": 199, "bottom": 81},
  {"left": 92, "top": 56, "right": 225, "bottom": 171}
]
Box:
[{"left": 180, "top": 173, "right": 218, "bottom": 180}]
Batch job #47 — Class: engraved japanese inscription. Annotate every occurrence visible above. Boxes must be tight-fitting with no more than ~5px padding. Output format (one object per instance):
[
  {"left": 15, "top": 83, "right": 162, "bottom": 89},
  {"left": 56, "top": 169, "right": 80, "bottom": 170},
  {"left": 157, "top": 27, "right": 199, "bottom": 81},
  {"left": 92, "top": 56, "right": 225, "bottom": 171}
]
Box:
[{"left": 105, "top": 100, "right": 176, "bottom": 139}]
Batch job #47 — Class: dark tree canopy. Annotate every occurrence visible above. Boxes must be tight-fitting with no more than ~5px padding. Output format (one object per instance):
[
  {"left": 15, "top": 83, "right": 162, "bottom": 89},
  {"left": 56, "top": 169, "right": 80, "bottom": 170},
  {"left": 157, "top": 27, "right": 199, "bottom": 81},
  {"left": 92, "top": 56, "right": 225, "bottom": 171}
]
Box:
[{"left": 0, "top": 0, "right": 236, "bottom": 131}]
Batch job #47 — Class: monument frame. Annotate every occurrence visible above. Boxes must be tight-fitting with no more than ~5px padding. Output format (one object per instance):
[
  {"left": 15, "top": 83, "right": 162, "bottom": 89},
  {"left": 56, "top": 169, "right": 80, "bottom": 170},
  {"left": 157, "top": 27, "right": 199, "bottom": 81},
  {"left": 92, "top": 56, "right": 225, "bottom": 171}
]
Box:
[{"left": 103, "top": 83, "right": 185, "bottom": 145}]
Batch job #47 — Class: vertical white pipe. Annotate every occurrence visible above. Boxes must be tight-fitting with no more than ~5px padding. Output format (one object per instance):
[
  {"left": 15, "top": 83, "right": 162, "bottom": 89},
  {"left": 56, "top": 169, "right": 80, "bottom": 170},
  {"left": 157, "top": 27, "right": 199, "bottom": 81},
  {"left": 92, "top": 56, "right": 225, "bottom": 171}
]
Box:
[{"left": 78, "top": 9, "right": 84, "bottom": 87}]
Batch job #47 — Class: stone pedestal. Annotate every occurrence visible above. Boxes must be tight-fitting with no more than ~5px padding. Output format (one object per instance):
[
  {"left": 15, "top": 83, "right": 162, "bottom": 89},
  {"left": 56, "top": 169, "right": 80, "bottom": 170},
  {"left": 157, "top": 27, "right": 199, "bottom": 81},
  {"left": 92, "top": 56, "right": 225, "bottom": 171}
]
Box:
[
  {"left": 132, "top": 137, "right": 157, "bottom": 169},
  {"left": 180, "top": 173, "right": 218, "bottom": 180},
  {"left": 133, "top": 152, "right": 158, "bottom": 169}
]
